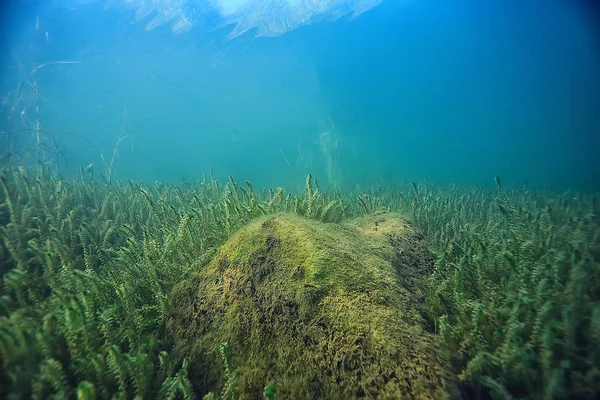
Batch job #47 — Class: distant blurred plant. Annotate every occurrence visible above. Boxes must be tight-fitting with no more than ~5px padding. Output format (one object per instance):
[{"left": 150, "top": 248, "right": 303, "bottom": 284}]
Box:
[{"left": 0, "top": 20, "right": 82, "bottom": 175}]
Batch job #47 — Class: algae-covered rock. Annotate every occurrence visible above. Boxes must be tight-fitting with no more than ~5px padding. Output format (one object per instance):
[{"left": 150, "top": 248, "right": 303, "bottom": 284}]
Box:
[{"left": 167, "top": 212, "right": 458, "bottom": 399}]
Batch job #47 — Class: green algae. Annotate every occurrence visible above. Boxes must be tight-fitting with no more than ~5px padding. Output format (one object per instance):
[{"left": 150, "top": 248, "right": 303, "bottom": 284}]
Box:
[{"left": 167, "top": 212, "right": 458, "bottom": 399}]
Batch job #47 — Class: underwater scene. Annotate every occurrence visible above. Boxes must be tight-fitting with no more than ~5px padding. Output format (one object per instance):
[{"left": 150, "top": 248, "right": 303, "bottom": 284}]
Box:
[{"left": 0, "top": 0, "right": 599, "bottom": 399}]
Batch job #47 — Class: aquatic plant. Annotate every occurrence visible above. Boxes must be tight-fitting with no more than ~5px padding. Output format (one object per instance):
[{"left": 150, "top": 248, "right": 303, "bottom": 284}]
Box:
[
  {"left": 0, "top": 161, "right": 598, "bottom": 399},
  {"left": 0, "top": 165, "right": 347, "bottom": 399},
  {"left": 0, "top": 165, "right": 202, "bottom": 399},
  {"left": 408, "top": 178, "right": 600, "bottom": 399}
]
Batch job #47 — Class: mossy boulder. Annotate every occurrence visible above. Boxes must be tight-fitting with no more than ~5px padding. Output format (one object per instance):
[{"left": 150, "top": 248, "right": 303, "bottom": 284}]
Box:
[{"left": 167, "top": 212, "right": 458, "bottom": 399}]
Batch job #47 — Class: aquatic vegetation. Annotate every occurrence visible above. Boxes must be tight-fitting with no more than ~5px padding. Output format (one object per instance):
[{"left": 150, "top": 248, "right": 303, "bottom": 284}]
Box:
[
  {"left": 0, "top": 166, "right": 206, "bottom": 399},
  {"left": 0, "top": 166, "right": 349, "bottom": 399},
  {"left": 411, "top": 179, "right": 600, "bottom": 399},
  {"left": 168, "top": 212, "right": 457, "bottom": 398},
  {"left": 0, "top": 164, "right": 598, "bottom": 399}
]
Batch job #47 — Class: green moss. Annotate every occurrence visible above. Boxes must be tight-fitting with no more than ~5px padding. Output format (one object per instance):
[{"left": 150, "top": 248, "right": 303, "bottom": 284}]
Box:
[{"left": 168, "top": 212, "right": 458, "bottom": 399}]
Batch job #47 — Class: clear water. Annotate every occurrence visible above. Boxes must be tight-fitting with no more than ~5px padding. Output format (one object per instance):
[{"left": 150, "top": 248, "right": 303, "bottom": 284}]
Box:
[{"left": 1, "top": 0, "right": 599, "bottom": 189}]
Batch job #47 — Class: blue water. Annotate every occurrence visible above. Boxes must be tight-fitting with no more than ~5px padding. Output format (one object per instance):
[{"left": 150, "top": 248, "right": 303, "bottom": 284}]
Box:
[{"left": 1, "top": 0, "right": 599, "bottom": 190}]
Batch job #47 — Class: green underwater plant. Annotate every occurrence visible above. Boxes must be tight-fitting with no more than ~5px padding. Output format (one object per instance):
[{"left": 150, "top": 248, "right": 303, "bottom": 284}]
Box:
[
  {"left": 0, "top": 165, "right": 202, "bottom": 399},
  {"left": 0, "top": 162, "right": 598, "bottom": 400},
  {"left": 202, "top": 343, "right": 239, "bottom": 400},
  {"left": 412, "top": 178, "right": 600, "bottom": 399},
  {"left": 0, "top": 166, "right": 348, "bottom": 399}
]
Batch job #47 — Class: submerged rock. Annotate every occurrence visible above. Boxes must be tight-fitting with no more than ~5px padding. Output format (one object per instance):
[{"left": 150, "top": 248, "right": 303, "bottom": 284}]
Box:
[{"left": 167, "top": 212, "right": 458, "bottom": 399}]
